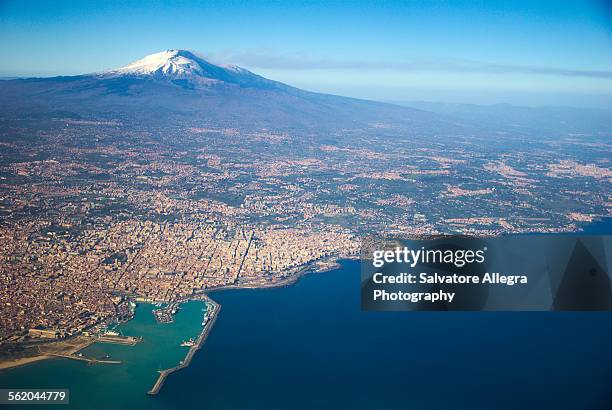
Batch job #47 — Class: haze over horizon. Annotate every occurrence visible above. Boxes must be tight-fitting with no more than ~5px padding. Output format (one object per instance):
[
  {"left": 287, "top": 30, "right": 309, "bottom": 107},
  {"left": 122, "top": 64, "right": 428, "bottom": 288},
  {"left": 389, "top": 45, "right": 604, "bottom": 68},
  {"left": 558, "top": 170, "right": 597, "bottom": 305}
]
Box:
[{"left": 1, "top": 0, "right": 611, "bottom": 108}]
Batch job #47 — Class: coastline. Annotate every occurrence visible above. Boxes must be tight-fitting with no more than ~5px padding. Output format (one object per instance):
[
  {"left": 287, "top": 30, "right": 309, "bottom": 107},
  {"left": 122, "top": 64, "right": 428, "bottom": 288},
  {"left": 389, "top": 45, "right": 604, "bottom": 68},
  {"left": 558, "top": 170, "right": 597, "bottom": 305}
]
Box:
[
  {"left": 4, "top": 214, "right": 608, "bottom": 384},
  {"left": 205, "top": 255, "right": 355, "bottom": 293}
]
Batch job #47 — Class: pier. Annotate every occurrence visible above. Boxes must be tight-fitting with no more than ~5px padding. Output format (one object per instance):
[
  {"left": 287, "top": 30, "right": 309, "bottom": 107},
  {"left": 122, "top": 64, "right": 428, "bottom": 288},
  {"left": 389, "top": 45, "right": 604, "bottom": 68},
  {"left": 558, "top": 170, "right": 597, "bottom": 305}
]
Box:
[
  {"left": 47, "top": 353, "right": 121, "bottom": 365},
  {"left": 147, "top": 296, "right": 221, "bottom": 395},
  {"left": 96, "top": 334, "right": 141, "bottom": 345}
]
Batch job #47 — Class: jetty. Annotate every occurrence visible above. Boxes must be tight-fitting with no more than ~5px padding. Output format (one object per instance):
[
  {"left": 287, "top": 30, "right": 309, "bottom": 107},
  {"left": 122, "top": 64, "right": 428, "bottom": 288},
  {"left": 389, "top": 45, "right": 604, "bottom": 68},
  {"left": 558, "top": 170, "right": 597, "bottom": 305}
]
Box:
[
  {"left": 147, "top": 296, "right": 220, "bottom": 395},
  {"left": 47, "top": 353, "right": 121, "bottom": 365}
]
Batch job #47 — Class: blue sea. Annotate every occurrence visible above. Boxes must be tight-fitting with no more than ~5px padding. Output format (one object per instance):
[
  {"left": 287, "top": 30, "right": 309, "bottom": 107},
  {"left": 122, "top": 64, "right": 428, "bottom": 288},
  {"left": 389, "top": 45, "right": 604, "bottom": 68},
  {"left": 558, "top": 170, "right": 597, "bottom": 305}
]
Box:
[
  {"left": 155, "top": 265, "right": 612, "bottom": 410},
  {"left": 1, "top": 217, "right": 611, "bottom": 409}
]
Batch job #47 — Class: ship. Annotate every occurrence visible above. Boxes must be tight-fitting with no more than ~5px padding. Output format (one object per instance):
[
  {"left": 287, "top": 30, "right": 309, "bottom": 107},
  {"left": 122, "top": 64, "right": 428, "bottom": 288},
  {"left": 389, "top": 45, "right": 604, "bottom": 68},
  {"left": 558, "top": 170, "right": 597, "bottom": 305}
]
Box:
[{"left": 180, "top": 338, "right": 196, "bottom": 347}]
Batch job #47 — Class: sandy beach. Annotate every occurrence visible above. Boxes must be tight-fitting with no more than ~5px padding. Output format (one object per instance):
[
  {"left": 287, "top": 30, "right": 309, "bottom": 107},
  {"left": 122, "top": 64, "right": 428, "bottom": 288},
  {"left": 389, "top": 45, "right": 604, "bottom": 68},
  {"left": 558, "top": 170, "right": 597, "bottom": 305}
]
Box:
[{"left": 0, "top": 355, "right": 51, "bottom": 370}]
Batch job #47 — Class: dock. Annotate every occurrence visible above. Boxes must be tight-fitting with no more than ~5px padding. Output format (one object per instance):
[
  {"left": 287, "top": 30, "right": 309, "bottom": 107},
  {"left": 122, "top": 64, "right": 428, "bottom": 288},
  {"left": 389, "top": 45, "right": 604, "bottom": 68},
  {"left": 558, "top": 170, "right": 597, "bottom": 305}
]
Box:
[{"left": 148, "top": 297, "right": 220, "bottom": 395}]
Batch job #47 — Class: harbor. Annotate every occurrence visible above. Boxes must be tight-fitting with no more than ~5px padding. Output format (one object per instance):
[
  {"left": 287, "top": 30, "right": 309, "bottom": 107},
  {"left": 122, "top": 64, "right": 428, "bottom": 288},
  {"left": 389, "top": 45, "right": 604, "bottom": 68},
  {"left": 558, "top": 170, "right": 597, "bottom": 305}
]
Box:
[
  {"left": 0, "top": 300, "right": 209, "bottom": 409},
  {"left": 153, "top": 303, "right": 181, "bottom": 324},
  {"left": 148, "top": 296, "right": 220, "bottom": 395}
]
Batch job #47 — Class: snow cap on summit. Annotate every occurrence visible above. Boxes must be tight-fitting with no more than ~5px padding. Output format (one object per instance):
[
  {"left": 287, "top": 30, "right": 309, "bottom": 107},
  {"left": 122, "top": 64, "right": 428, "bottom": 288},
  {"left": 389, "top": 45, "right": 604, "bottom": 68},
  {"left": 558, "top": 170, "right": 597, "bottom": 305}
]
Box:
[
  {"left": 103, "top": 49, "right": 281, "bottom": 89},
  {"left": 114, "top": 50, "right": 207, "bottom": 77}
]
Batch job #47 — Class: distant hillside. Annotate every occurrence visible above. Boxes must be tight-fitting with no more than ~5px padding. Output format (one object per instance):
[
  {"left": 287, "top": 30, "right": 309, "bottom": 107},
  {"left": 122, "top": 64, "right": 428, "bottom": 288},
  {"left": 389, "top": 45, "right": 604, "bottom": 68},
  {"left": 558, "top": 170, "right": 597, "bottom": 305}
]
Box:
[{"left": 393, "top": 101, "right": 612, "bottom": 136}]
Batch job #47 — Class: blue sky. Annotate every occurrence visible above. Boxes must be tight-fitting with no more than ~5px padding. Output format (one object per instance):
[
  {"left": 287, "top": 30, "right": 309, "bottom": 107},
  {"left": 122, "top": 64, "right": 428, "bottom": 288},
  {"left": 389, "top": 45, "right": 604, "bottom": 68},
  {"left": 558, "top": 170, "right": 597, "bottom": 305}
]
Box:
[{"left": 1, "top": 0, "right": 611, "bottom": 107}]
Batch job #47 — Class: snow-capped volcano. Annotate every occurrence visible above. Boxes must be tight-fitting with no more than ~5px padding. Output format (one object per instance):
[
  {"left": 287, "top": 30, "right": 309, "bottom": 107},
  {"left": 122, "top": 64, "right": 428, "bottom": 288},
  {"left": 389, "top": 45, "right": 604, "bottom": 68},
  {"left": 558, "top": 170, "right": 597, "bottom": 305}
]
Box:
[
  {"left": 106, "top": 49, "right": 275, "bottom": 89},
  {"left": 0, "top": 49, "right": 451, "bottom": 134}
]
